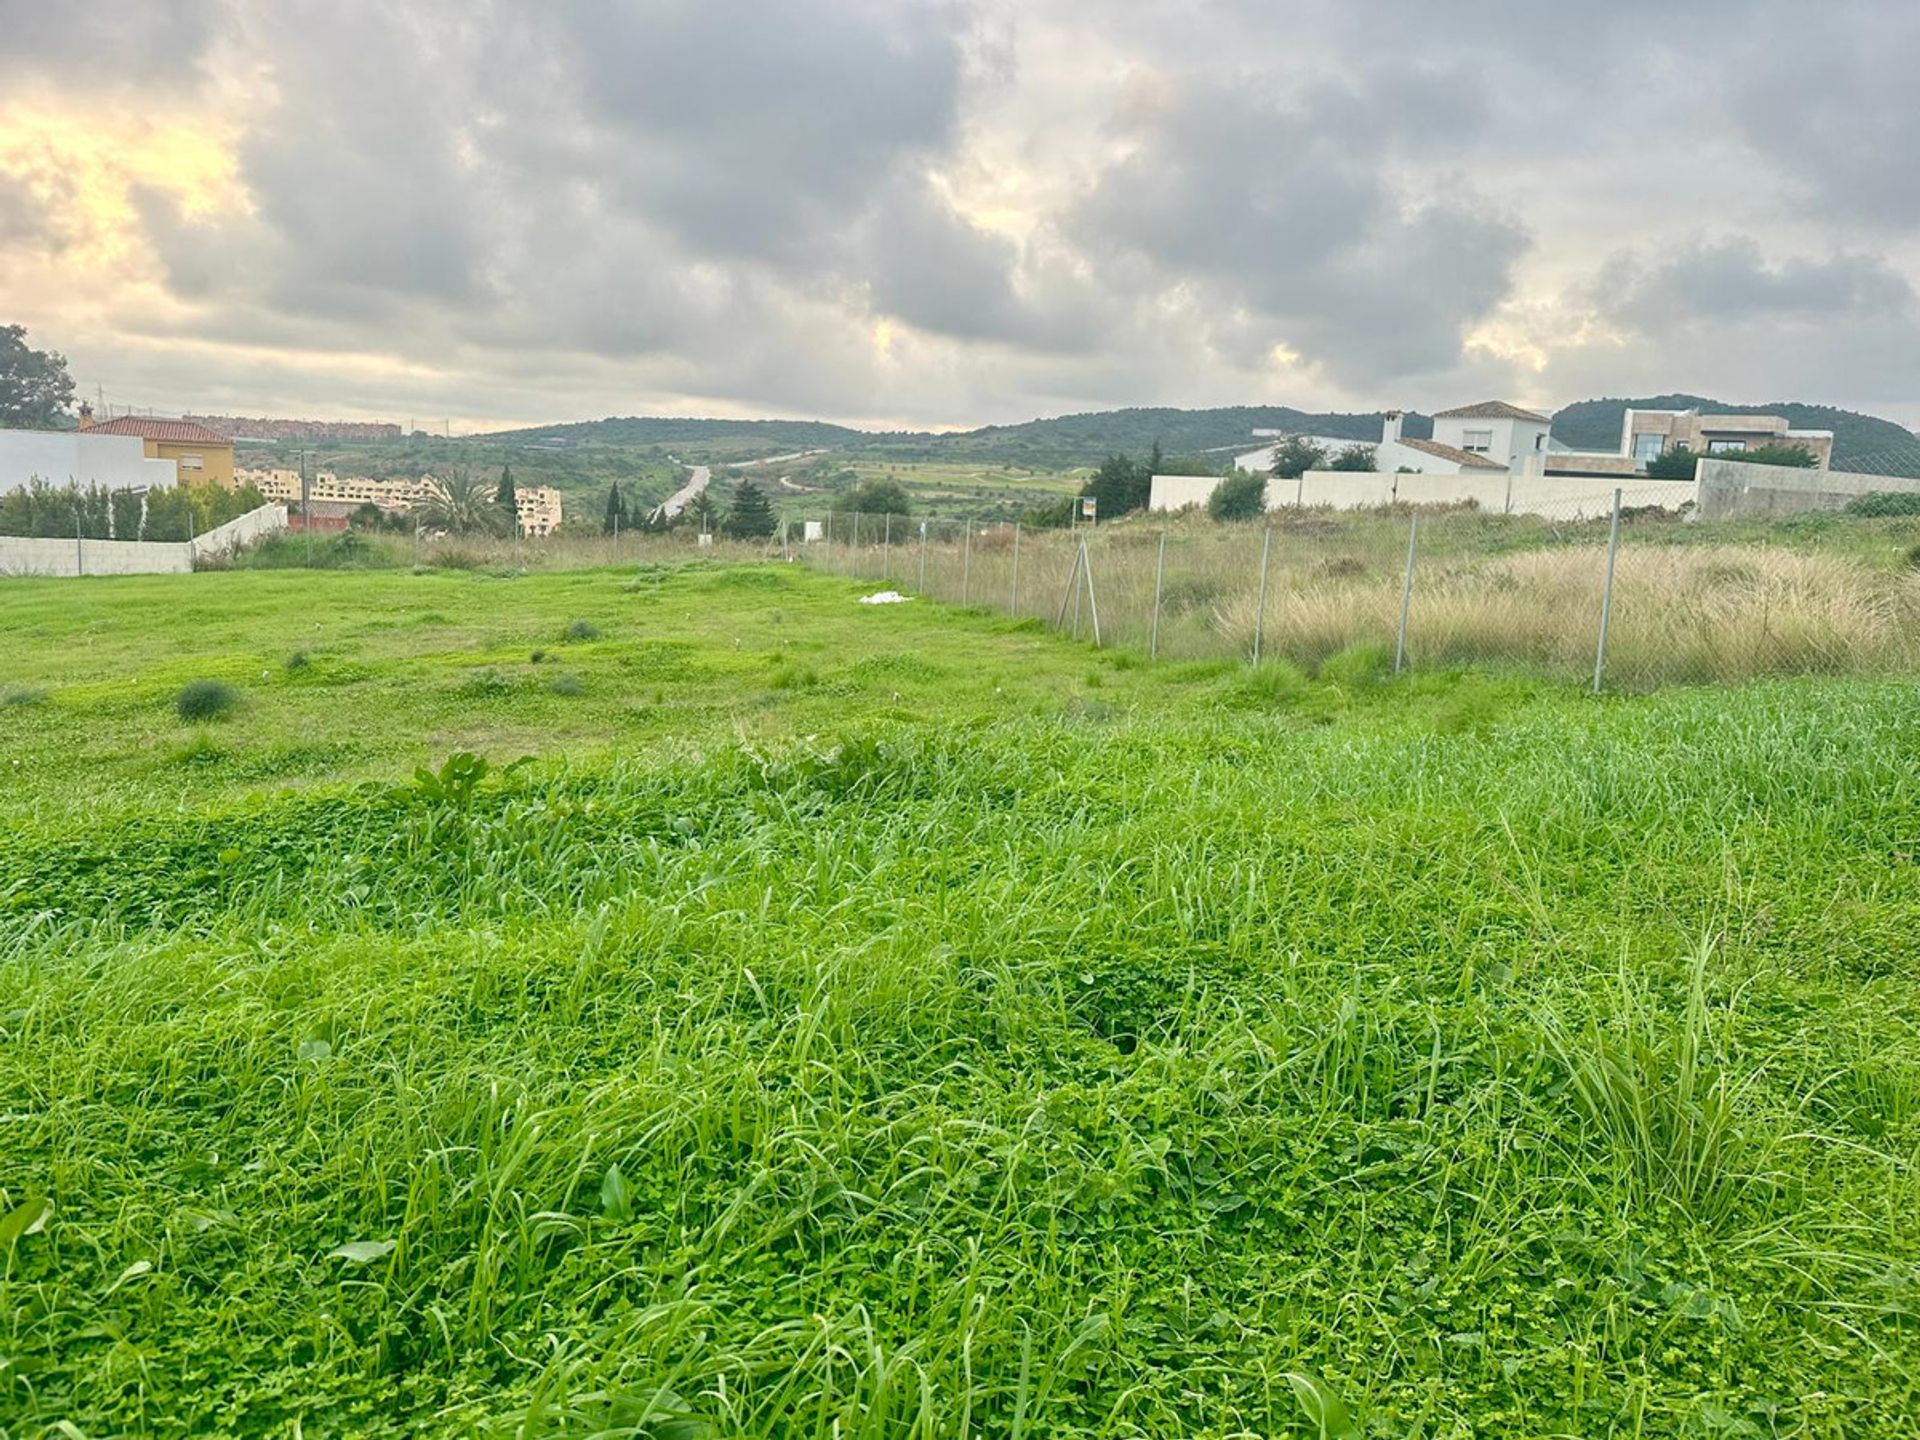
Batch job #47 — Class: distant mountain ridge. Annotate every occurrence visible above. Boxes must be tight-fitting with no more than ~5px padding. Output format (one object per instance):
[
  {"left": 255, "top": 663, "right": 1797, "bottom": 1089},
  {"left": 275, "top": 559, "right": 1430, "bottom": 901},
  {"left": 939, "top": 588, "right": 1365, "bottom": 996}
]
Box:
[
  {"left": 1551, "top": 395, "right": 1920, "bottom": 476},
  {"left": 493, "top": 406, "right": 1434, "bottom": 469},
  {"left": 493, "top": 397, "right": 1920, "bottom": 476}
]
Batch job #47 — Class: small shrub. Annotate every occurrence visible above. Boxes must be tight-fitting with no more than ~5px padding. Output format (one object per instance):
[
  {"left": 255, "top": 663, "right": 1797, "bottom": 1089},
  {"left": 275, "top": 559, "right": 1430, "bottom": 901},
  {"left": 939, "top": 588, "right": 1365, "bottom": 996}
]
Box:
[
  {"left": 169, "top": 731, "right": 226, "bottom": 767},
  {"left": 431, "top": 546, "right": 483, "bottom": 571},
  {"left": 1, "top": 686, "right": 47, "bottom": 708},
  {"left": 457, "top": 668, "right": 520, "bottom": 698},
  {"left": 1319, "top": 642, "right": 1392, "bottom": 688},
  {"left": 564, "top": 619, "right": 602, "bottom": 642},
  {"left": 175, "top": 678, "right": 242, "bottom": 722},
  {"left": 1208, "top": 472, "right": 1268, "bottom": 522},
  {"left": 1845, "top": 491, "right": 1920, "bottom": 518},
  {"left": 285, "top": 651, "right": 311, "bottom": 672},
  {"left": 530, "top": 649, "right": 549, "bottom": 664},
  {"left": 769, "top": 662, "right": 819, "bottom": 691},
  {"left": 1234, "top": 659, "right": 1308, "bottom": 705},
  {"left": 549, "top": 674, "right": 587, "bottom": 697}
]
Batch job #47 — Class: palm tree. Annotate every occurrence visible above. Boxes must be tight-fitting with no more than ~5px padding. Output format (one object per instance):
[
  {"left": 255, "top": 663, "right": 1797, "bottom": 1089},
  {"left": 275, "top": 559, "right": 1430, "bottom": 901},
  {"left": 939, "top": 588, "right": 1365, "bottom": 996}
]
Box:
[{"left": 418, "top": 468, "right": 512, "bottom": 536}]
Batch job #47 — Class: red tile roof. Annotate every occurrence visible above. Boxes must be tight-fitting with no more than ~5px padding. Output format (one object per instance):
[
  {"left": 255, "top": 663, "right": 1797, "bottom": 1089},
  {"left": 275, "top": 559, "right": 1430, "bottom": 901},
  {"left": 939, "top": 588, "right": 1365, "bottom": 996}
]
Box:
[
  {"left": 1399, "top": 437, "right": 1509, "bottom": 470},
  {"left": 1431, "top": 400, "right": 1551, "bottom": 423},
  {"left": 84, "top": 416, "right": 233, "bottom": 445}
]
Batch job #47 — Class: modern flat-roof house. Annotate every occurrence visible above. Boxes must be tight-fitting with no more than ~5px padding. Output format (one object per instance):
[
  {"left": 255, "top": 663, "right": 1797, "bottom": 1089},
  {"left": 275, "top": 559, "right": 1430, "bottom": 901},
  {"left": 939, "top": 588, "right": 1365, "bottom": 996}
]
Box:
[
  {"left": 1618, "top": 408, "right": 1832, "bottom": 470},
  {"left": 1543, "top": 407, "right": 1834, "bottom": 477},
  {"left": 80, "top": 411, "right": 237, "bottom": 487}
]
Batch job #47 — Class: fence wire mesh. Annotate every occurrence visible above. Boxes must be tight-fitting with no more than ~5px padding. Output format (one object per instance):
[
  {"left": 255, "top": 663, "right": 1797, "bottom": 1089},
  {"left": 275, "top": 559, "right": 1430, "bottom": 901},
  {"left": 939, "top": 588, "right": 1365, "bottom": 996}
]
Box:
[{"left": 796, "top": 496, "right": 1920, "bottom": 689}]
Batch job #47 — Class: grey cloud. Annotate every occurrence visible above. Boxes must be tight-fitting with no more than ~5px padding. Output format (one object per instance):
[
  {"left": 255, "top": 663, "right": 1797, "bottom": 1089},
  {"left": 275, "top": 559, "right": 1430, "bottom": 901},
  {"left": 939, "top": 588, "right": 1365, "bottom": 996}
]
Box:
[
  {"left": 1072, "top": 78, "right": 1528, "bottom": 386},
  {"left": 1600, "top": 241, "right": 1917, "bottom": 333},
  {"left": 0, "top": 175, "right": 46, "bottom": 245},
  {"left": 0, "top": 0, "right": 226, "bottom": 82}
]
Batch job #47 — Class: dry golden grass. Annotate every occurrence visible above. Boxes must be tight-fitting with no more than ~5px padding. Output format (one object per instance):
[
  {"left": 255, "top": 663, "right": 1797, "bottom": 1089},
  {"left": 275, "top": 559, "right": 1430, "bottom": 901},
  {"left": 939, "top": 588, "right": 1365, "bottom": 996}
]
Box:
[{"left": 1206, "top": 543, "right": 1920, "bottom": 683}]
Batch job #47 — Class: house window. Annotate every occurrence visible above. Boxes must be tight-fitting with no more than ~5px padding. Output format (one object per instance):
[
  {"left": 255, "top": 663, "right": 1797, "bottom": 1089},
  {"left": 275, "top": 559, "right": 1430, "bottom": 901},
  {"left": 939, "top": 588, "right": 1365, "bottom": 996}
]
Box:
[
  {"left": 1707, "top": 439, "right": 1747, "bottom": 454},
  {"left": 1631, "top": 432, "right": 1665, "bottom": 464},
  {"left": 178, "top": 453, "right": 204, "bottom": 470},
  {"left": 1462, "top": 428, "right": 1494, "bottom": 453}
]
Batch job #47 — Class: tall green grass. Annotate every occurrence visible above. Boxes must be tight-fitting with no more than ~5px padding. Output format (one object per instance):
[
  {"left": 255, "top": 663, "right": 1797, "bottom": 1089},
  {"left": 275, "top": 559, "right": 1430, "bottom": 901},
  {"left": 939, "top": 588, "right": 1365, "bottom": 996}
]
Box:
[{"left": 2, "top": 674, "right": 1918, "bottom": 1435}]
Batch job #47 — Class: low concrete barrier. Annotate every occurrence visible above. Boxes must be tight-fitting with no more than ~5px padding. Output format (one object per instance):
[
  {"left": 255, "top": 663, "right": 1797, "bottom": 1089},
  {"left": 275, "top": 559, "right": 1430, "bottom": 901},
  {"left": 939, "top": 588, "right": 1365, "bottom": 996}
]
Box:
[
  {"left": 1696, "top": 460, "right": 1920, "bottom": 518},
  {"left": 0, "top": 503, "right": 286, "bottom": 578}
]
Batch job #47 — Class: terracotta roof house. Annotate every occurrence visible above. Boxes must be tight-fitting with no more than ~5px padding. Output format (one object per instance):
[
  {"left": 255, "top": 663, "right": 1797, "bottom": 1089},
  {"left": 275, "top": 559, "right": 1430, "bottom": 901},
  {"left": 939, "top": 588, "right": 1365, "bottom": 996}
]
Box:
[{"left": 78, "top": 408, "right": 237, "bottom": 487}]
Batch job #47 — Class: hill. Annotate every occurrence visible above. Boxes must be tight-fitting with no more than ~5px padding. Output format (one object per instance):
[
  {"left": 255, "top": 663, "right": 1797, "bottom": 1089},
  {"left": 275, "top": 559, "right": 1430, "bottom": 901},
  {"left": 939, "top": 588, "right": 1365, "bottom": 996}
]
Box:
[
  {"left": 1552, "top": 394, "right": 1920, "bottom": 475},
  {"left": 488, "top": 406, "right": 1433, "bottom": 471}
]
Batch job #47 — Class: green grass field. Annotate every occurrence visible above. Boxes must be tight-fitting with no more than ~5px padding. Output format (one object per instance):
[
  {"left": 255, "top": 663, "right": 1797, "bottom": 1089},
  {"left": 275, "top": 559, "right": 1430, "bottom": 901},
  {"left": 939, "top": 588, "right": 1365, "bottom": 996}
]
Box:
[{"left": 2, "top": 563, "right": 1918, "bottom": 1437}]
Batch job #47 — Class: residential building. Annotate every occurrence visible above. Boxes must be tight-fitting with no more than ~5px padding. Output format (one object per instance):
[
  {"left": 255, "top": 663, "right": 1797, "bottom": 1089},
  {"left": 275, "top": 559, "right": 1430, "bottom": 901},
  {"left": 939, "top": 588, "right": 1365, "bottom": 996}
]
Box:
[
  {"left": 514, "top": 485, "right": 563, "bottom": 536},
  {"left": 79, "top": 409, "right": 236, "bottom": 487},
  {"left": 1234, "top": 435, "right": 1366, "bottom": 473},
  {"left": 239, "top": 468, "right": 430, "bottom": 512},
  {"left": 1428, "top": 401, "right": 1553, "bottom": 472},
  {"left": 0, "top": 426, "right": 178, "bottom": 496},
  {"left": 1373, "top": 410, "right": 1513, "bottom": 476},
  {"left": 1617, "top": 408, "right": 1832, "bottom": 470}
]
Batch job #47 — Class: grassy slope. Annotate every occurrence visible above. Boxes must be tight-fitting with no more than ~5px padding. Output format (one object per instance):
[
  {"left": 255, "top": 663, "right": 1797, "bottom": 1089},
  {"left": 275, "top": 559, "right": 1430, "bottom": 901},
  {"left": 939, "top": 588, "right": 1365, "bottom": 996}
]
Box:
[{"left": 1, "top": 566, "right": 1918, "bottom": 1437}]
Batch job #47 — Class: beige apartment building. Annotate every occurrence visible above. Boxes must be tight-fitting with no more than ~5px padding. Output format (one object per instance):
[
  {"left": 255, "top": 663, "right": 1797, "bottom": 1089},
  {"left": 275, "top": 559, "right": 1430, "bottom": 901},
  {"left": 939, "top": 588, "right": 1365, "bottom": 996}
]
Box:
[
  {"left": 237, "top": 468, "right": 563, "bottom": 534},
  {"left": 512, "top": 485, "right": 563, "bottom": 536},
  {"left": 239, "top": 468, "right": 430, "bottom": 512}
]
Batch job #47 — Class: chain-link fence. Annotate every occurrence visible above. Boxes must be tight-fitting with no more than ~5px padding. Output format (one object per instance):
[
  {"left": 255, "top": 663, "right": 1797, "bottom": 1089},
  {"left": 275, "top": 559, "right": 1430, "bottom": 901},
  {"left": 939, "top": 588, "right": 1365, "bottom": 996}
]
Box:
[{"left": 794, "top": 497, "right": 1920, "bottom": 689}]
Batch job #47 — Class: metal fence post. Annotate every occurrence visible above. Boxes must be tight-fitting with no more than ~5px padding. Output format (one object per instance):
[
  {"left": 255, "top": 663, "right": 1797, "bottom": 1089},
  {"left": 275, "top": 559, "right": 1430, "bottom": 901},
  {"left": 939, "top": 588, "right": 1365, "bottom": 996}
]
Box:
[
  {"left": 961, "top": 519, "right": 972, "bottom": 605},
  {"left": 918, "top": 519, "right": 928, "bottom": 593},
  {"left": 1009, "top": 522, "right": 1021, "bottom": 615},
  {"left": 1057, "top": 542, "right": 1083, "bottom": 631},
  {"left": 883, "top": 512, "right": 892, "bottom": 581},
  {"left": 1150, "top": 531, "right": 1166, "bottom": 660},
  {"left": 1252, "top": 526, "right": 1273, "bottom": 663},
  {"left": 1394, "top": 512, "right": 1420, "bottom": 675},
  {"left": 1594, "top": 488, "right": 1623, "bottom": 693},
  {"left": 1080, "top": 538, "right": 1102, "bottom": 647}
]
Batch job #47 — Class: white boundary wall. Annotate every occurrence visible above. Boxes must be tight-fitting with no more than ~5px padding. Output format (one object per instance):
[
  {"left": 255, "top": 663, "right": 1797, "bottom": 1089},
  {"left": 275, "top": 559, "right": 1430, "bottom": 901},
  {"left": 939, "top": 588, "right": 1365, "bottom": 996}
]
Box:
[
  {"left": 1151, "top": 470, "right": 1696, "bottom": 519},
  {"left": 0, "top": 503, "right": 286, "bottom": 578}
]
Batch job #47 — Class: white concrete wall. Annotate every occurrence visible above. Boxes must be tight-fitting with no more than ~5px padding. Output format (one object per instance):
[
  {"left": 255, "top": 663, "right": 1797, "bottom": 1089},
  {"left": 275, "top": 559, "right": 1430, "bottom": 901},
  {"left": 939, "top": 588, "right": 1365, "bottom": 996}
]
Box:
[
  {"left": 0, "top": 535, "right": 192, "bottom": 577},
  {"left": 1149, "top": 474, "right": 1227, "bottom": 511},
  {"left": 189, "top": 503, "right": 287, "bottom": 561},
  {"left": 1, "top": 503, "right": 285, "bottom": 577},
  {"left": 0, "top": 430, "right": 177, "bottom": 494},
  {"left": 1284, "top": 470, "right": 1696, "bottom": 519}
]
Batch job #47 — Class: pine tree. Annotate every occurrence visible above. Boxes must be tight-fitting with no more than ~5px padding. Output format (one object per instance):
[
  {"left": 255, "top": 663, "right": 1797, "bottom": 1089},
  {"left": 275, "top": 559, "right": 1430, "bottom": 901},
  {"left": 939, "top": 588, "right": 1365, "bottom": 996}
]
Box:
[
  {"left": 723, "top": 479, "right": 777, "bottom": 539},
  {"left": 496, "top": 464, "right": 518, "bottom": 535}
]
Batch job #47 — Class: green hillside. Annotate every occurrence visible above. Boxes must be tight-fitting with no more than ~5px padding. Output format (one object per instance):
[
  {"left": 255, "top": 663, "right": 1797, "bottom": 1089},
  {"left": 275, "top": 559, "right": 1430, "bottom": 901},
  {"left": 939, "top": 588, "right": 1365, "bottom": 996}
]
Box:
[
  {"left": 485, "top": 407, "right": 1433, "bottom": 471},
  {"left": 1552, "top": 394, "right": 1920, "bottom": 476}
]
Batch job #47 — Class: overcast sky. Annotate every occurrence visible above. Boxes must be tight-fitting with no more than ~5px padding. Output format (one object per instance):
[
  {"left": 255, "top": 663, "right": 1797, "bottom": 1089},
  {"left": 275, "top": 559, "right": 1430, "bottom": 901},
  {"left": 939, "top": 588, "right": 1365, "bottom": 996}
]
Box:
[{"left": 2, "top": 0, "right": 1916, "bottom": 431}]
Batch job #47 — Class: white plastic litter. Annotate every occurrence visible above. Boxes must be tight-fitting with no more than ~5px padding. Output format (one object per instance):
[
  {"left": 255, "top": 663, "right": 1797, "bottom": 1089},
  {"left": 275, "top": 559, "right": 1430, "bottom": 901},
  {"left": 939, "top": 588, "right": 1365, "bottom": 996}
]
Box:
[{"left": 858, "top": 590, "right": 912, "bottom": 605}]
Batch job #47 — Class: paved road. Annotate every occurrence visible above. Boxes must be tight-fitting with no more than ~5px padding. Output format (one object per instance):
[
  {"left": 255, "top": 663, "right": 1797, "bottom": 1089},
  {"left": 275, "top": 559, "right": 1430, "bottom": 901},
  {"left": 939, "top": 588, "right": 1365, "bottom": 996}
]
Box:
[{"left": 650, "top": 464, "right": 711, "bottom": 523}]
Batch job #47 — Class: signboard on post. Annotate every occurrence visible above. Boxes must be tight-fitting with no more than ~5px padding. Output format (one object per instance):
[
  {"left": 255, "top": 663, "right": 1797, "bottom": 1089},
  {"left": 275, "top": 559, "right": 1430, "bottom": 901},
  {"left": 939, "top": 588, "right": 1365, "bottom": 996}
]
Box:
[{"left": 1080, "top": 496, "right": 1098, "bottom": 523}]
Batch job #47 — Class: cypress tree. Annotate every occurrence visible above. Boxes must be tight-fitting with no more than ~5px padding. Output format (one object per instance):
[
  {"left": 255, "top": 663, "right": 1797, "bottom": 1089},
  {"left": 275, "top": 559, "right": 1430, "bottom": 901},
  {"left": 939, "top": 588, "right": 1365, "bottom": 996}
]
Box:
[
  {"left": 497, "top": 464, "right": 518, "bottom": 534},
  {"left": 723, "top": 479, "right": 777, "bottom": 539}
]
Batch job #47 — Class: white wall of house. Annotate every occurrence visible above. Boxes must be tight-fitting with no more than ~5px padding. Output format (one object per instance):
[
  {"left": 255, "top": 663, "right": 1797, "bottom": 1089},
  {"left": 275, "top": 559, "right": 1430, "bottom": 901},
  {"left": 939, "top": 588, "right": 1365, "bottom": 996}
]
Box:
[
  {"left": 0, "top": 430, "right": 178, "bottom": 494},
  {"left": 1375, "top": 439, "right": 1468, "bottom": 474},
  {"left": 1429, "top": 415, "right": 1550, "bottom": 473}
]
